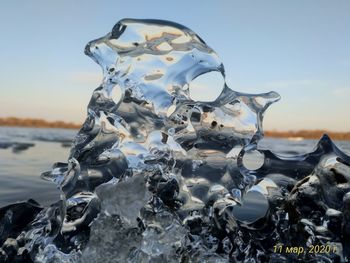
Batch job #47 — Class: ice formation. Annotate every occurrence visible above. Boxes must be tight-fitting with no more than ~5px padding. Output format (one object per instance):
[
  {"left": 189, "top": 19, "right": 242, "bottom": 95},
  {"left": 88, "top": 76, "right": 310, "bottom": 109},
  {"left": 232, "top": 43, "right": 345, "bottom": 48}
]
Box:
[{"left": 1, "top": 19, "right": 350, "bottom": 263}]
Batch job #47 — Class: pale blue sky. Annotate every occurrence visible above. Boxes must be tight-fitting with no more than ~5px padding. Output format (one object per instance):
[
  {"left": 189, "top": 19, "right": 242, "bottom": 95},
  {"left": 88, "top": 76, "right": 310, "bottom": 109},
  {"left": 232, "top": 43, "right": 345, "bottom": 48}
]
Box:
[{"left": 0, "top": 1, "right": 349, "bottom": 131}]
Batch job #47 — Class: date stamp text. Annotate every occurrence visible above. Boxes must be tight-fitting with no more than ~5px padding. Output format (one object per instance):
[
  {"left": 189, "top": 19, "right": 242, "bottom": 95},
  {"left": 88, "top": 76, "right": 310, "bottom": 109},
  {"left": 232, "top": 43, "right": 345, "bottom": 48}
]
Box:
[{"left": 273, "top": 245, "right": 337, "bottom": 255}]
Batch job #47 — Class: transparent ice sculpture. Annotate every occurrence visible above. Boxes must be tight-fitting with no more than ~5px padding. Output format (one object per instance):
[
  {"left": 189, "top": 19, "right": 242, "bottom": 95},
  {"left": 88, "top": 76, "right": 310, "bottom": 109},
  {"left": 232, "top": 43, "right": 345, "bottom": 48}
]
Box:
[{"left": 0, "top": 19, "right": 349, "bottom": 263}]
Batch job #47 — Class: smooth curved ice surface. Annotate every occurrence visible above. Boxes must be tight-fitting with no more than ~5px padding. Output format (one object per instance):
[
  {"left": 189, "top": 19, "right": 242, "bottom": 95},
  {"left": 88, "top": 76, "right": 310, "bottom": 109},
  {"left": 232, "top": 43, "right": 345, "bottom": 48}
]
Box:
[{"left": 1, "top": 19, "right": 350, "bottom": 263}]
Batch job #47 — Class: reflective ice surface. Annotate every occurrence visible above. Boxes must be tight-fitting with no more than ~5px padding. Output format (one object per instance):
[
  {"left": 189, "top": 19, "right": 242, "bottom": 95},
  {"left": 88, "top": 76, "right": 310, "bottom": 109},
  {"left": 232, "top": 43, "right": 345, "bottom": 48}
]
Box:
[{"left": 1, "top": 19, "right": 350, "bottom": 263}]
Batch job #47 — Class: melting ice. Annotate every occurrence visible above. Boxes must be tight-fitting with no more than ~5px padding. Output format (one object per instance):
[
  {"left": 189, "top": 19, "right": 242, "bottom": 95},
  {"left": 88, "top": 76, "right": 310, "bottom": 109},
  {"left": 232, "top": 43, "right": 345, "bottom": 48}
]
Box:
[{"left": 1, "top": 19, "right": 350, "bottom": 263}]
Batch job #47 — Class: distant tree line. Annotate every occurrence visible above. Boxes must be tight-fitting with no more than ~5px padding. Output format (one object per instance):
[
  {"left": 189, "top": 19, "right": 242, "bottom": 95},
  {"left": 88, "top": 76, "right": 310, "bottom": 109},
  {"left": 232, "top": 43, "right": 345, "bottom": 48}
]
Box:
[
  {"left": 1, "top": 117, "right": 349, "bottom": 140},
  {"left": 265, "top": 130, "right": 350, "bottom": 141},
  {"left": 0, "top": 117, "right": 81, "bottom": 129}
]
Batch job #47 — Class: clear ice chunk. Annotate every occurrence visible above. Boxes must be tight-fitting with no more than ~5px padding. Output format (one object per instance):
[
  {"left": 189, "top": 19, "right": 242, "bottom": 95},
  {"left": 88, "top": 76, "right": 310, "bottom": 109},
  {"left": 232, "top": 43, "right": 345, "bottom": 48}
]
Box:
[{"left": 1, "top": 19, "right": 350, "bottom": 263}]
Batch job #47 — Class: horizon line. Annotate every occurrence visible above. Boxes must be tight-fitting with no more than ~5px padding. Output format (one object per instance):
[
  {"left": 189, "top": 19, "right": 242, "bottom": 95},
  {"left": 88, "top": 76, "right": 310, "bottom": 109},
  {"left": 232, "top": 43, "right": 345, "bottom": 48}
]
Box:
[{"left": 0, "top": 116, "right": 349, "bottom": 141}]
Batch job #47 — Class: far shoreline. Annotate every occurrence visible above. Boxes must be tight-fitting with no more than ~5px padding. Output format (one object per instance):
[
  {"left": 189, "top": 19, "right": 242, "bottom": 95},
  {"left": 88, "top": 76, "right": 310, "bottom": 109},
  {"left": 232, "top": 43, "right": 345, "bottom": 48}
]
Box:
[
  {"left": 0, "top": 117, "right": 81, "bottom": 129},
  {"left": 1, "top": 117, "right": 349, "bottom": 141}
]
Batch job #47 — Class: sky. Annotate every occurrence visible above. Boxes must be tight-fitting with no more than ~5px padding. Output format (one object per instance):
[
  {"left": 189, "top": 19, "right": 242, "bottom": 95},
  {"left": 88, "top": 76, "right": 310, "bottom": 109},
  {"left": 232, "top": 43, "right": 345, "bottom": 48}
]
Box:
[{"left": 0, "top": 1, "right": 349, "bottom": 131}]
